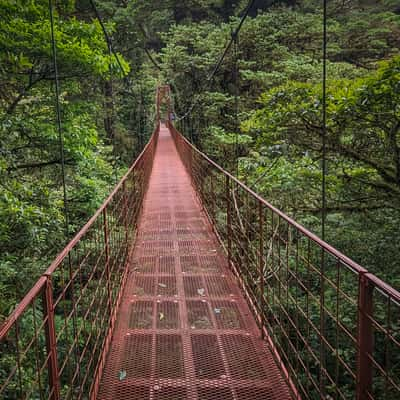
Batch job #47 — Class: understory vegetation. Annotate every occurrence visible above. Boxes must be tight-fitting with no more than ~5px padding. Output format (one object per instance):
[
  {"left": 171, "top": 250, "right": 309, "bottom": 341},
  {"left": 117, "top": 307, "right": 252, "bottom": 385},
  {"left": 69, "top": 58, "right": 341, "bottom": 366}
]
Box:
[
  {"left": 158, "top": 0, "right": 400, "bottom": 291},
  {"left": 0, "top": 0, "right": 399, "bottom": 398}
]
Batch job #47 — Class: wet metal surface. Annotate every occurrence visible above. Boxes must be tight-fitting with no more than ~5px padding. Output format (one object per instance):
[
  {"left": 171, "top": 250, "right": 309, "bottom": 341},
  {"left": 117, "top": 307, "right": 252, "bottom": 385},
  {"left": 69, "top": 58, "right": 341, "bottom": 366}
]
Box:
[{"left": 97, "top": 125, "right": 291, "bottom": 400}]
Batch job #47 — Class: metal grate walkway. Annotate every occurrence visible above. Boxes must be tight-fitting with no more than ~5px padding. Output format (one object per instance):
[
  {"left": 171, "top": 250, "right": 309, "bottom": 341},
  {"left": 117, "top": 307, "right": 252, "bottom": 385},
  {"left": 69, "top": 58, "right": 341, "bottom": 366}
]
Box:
[{"left": 97, "top": 125, "right": 291, "bottom": 400}]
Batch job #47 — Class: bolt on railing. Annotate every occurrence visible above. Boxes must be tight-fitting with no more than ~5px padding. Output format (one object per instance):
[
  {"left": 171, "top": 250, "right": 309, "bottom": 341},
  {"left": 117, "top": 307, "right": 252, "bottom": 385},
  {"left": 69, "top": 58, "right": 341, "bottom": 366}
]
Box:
[
  {"left": 169, "top": 122, "right": 400, "bottom": 400},
  {"left": 0, "top": 124, "right": 159, "bottom": 400}
]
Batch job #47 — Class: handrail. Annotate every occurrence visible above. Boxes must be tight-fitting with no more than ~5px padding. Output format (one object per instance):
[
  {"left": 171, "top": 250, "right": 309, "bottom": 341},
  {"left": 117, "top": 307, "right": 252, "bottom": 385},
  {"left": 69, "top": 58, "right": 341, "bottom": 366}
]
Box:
[
  {"left": 44, "top": 123, "right": 161, "bottom": 277},
  {"left": 1, "top": 120, "right": 399, "bottom": 400},
  {"left": 0, "top": 123, "right": 159, "bottom": 399},
  {"left": 0, "top": 277, "right": 47, "bottom": 338},
  {"left": 169, "top": 123, "right": 372, "bottom": 279},
  {"left": 0, "top": 123, "right": 159, "bottom": 338},
  {"left": 169, "top": 122, "right": 400, "bottom": 300},
  {"left": 169, "top": 121, "right": 400, "bottom": 400}
]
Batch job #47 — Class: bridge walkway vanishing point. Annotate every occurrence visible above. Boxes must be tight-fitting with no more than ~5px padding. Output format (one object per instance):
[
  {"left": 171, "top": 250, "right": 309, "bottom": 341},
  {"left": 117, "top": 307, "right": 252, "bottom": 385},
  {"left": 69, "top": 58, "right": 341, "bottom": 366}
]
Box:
[
  {"left": 96, "top": 124, "right": 292, "bottom": 399},
  {"left": 2, "top": 117, "right": 400, "bottom": 400}
]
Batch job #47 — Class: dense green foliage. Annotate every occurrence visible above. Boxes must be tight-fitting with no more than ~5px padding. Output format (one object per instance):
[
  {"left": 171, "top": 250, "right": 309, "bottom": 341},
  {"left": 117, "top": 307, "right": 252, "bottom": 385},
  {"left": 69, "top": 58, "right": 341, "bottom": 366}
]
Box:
[
  {"left": 0, "top": 0, "right": 151, "bottom": 321},
  {"left": 1, "top": 0, "right": 399, "bottom": 335},
  {"left": 1, "top": 0, "right": 399, "bottom": 398},
  {"left": 158, "top": 0, "right": 400, "bottom": 289}
]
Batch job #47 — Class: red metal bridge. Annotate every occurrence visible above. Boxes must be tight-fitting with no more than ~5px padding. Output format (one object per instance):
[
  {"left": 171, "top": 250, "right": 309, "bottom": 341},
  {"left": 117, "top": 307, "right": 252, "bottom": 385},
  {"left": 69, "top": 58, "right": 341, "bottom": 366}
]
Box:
[{"left": 1, "top": 93, "right": 400, "bottom": 400}]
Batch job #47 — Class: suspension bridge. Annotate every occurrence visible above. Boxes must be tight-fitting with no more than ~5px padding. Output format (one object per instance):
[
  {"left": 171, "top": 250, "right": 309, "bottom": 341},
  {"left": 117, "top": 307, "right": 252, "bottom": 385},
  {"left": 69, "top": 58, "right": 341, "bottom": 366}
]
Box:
[
  {"left": 0, "top": 85, "right": 399, "bottom": 400},
  {"left": 1, "top": 0, "right": 400, "bottom": 397}
]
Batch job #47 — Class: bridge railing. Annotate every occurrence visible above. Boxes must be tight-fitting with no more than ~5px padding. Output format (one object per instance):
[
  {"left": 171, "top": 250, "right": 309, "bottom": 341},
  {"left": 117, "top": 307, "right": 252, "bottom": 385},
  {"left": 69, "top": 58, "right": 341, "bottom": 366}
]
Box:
[
  {"left": 0, "top": 124, "right": 159, "bottom": 400},
  {"left": 169, "top": 123, "right": 400, "bottom": 400}
]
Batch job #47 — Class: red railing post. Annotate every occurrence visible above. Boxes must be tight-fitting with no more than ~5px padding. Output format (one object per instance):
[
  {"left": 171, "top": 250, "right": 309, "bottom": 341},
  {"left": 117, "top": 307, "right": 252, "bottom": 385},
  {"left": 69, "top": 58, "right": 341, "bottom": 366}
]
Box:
[
  {"left": 122, "top": 180, "right": 130, "bottom": 270},
  {"left": 200, "top": 161, "right": 205, "bottom": 203},
  {"left": 356, "top": 274, "right": 374, "bottom": 400},
  {"left": 42, "top": 275, "right": 61, "bottom": 400},
  {"left": 103, "top": 208, "right": 112, "bottom": 316},
  {"left": 226, "top": 175, "right": 232, "bottom": 265},
  {"left": 211, "top": 172, "right": 215, "bottom": 221},
  {"left": 259, "top": 201, "right": 265, "bottom": 339},
  {"left": 190, "top": 146, "right": 194, "bottom": 178},
  {"left": 122, "top": 181, "right": 129, "bottom": 243}
]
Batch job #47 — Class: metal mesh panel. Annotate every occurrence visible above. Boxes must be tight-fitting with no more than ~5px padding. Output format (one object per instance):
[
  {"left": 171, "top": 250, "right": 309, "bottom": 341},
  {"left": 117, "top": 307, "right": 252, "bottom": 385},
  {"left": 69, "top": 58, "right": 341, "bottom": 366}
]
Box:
[
  {"left": 169, "top": 122, "right": 400, "bottom": 400},
  {"left": 96, "top": 125, "right": 291, "bottom": 399},
  {"left": 0, "top": 125, "right": 159, "bottom": 399},
  {"left": 3, "top": 109, "right": 400, "bottom": 400}
]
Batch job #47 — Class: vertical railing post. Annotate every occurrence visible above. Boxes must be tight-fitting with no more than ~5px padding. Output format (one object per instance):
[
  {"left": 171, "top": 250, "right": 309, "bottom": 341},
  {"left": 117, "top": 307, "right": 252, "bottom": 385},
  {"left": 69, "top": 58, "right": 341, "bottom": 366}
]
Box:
[
  {"left": 356, "top": 274, "right": 374, "bottom": 400},
  {"left": 259, "top": 201, "right": 265, "bottom": 339},
  {"left": 226, "top": 175, "right": 232, "bottom": 266},
  {"left": 103, "top": 208, "right": 112, "bottom": 316},
  {"left": 186, "top": 142, "right": 189, "bottom": 172},
  {"left": 122, "top": 180, "right": 129, "bottom": 267},
  {"left": 190, "top": 147, "right": 194, "bottom": 180},
  {"left": 200, "top": 162, "right": 205, "bottom": 204},
  {"left": 42, "top": 276, "right": 61, "bottom": 400},
  {"left": 211, "top": 172, "right": 215, "bottom": 222},
  {"left": 244, "top": 191, "right": 250, "bottom": 276},
  {"left": 122, "top": 181, "right": 129, "bottom": 243}
]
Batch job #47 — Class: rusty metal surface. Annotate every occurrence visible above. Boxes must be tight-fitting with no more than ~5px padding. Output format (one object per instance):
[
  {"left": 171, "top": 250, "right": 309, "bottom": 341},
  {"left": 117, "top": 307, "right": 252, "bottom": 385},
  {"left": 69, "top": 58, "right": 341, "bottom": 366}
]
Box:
[
  {"left": 0, "top": 125, "right": 159, "bottom": 400},
  {"left": 3, "top": 99, "right": 399, "bottom": 400},
  {"left": 96, "top": 125, "right": 292, "bottom": 400},
  {"left": 169, "top": 122, "right": 400, "bottom": 400}
]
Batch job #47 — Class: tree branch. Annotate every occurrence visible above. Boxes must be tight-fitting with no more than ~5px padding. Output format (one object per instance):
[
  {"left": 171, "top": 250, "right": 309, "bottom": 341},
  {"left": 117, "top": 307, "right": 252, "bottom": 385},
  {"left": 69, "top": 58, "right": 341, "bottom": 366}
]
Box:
[
  {"left": 143, "top": 46, "right": 161, "bottom": 70},
  {"left": 300, "top": 116, "right": 399, "bottom": 187},
  {"left": 6, "top": 69, "right": 47, "bottom": 115},
  {"left": 299, "top": 204, "right": 393, "bottom": 214},
  {"left": 7, "top": 159, "right": 74, "bottom": 171},
  {"left": 388, "top": 119, "right": 400, "bottom": 183}
]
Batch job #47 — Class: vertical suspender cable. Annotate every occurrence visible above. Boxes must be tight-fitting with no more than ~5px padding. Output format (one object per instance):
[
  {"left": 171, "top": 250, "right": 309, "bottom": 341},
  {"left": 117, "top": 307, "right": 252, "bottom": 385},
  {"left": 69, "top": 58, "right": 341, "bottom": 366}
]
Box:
[
  {"left": 49, "top": 1, "right": 82, "bottom": 389},
  {"left": 139, "top": 85, "right": 143, "bottom": 152},
  {"left": 322, "top": 0, "right": 327, "bottom": 241},
  {"left": 107, "top": 42, "right": 114, "bottom": 139},
  {"left": 233, "top": 30, "right": 239, "bottom": 177},
  {"left": 107, "top": 43, "right": 119, "bottom": 184},
  {"left": 320, "top": 0, "right": 328, "bottom": 396},
  {"left": 49, "top": 0, "right": 69, "bottom": 237}
]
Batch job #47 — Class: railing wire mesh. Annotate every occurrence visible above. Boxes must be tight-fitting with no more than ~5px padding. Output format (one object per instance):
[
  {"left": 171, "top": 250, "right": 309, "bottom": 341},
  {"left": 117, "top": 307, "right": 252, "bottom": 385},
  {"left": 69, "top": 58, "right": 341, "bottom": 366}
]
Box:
[
  {"left": 0, "top": 125, "right": 159, "bottom": 400},
  {"left": 169, "top": 122, "right": 400, "bottom": 400}
]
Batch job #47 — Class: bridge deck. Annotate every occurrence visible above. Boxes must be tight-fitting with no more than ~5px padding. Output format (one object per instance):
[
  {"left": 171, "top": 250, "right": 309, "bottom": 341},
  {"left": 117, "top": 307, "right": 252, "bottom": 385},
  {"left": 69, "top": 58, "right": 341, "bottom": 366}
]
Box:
[{"left": 97, "top": 125, "right": 291, "bottom": 400}]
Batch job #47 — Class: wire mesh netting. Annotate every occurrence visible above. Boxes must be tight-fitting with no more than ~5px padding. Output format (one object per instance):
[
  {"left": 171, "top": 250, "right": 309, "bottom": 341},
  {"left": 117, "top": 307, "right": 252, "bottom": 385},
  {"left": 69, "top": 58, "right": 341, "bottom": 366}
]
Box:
[
  {"left": 170, "top": 123, "right": 400, "bottom": 400},
  {"left": 96, "top": 124, "right": 291, "bottom": 400},
  {"left": 0, "top": 126, "right": 159, "bottom": 400}
]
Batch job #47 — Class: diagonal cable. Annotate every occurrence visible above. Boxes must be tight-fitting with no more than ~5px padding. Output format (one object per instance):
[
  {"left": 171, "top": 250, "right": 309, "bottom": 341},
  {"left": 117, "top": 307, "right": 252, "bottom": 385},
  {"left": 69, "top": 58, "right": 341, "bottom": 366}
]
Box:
[{"left": 174, "top": 0, "right": 257, "bottom": 122}]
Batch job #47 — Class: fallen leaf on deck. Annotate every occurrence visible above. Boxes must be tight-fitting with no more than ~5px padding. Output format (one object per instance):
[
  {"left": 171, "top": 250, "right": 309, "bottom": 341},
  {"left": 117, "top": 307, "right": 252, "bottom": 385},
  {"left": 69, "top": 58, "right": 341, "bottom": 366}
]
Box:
[{"left": 118, "top": 370, "right": 127, "bottom": 381}]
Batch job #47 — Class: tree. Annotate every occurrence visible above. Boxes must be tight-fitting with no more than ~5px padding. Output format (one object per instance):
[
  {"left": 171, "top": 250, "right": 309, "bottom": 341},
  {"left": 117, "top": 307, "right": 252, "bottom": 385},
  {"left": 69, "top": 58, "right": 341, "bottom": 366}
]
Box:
[{"left": 0, "top": 0, "right": 129, "bottom": 319}]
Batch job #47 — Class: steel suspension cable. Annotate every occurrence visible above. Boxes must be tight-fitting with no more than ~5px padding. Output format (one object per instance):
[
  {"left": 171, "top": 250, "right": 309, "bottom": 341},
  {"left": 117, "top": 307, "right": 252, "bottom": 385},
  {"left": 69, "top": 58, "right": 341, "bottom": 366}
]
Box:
[
  {"left": 89, "top": 0, "right": 126, "bottom": 75},
  {"left": 233, "top": 30, "right": 240, "bottom": 177},
  {"left": 48, "top": 0, "right": 69, "bottom": 237},
  {"left": 88, "top": 0, "right": 127, "bottom": 183},
  {"left": 207, "top": 0, "right": 256, "bottom": 84},
  {"left": 322, "top": 0, "right": 327, "bottom": 241},
  {"left": 320, "top": 0, "right": 328, "bottom": 396},
  {"left": 107, "top": 44, "right": 119, "bottom": 184},
  {"left": 49, "top": 1, "right": 82, "bottom": 389},
  {"left": 175, "top": 0, "right": 256, "bottom": 122}
]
